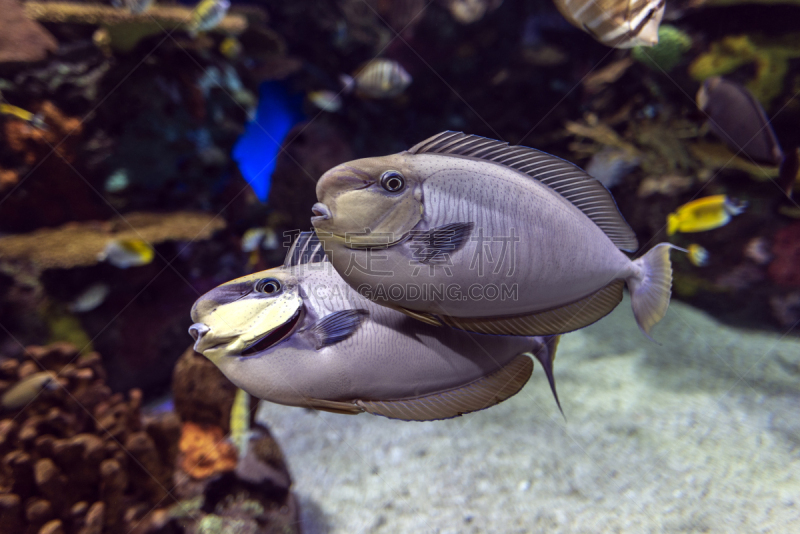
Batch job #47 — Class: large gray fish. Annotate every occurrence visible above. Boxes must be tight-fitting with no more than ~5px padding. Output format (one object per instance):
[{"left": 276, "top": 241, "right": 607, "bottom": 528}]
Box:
[
  {"left": 188, "top": 233, "right": 561, "bottom": 421},
  {"left": 311, "top": 131, "right": 678, "bottom": 338}
]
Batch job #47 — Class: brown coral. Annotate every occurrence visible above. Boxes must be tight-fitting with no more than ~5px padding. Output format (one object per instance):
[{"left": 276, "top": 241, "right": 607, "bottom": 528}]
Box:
[
  {"left": 3, "top": 102, "right": 83, "bottom": 167},
  {"left": 0, "top": 101, "right": 105, "bottom": 232},
  {"left": 172, "top": 347, "right": 238, "bottom": 433},
  {"left": 0, "top": 0, "right": 57, "bottom": 64},
  {"left": 23, "top": 2, "right": 246, "bottom": 52},
  {"left": 0, "top": 211, "right": 226, "bottom": 273},
  {"left": 178, "top": 422, "right": 237, "bottom": 480},
  {"left": 0, "top": 342, "right": 181, "bottom": 534}
]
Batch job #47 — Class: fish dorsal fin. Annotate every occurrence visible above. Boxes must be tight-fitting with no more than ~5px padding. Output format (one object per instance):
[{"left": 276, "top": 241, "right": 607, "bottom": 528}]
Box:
[
  {"left": 356, "top": 354, "right": 533, "bottom": 421},
  {"left": 283, "top": 231, "right": 329, "bottom": 268},
  {"left": 408, "top": 131, "right": 639, "bottom": 252}
]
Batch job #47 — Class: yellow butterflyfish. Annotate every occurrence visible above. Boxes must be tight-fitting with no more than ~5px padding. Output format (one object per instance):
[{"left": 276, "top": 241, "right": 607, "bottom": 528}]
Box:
[
  {"left": 687, "top": 244, "right": 709, "bottom": 267},
  {"left": 97, "top": 238, "right": 155, "bottom": 268},
  {"left": 1, "top": 104, "right": 45, "bottom": 129},
  {"left": 667, "top": 195, "right": 747, "bottom": 236}
]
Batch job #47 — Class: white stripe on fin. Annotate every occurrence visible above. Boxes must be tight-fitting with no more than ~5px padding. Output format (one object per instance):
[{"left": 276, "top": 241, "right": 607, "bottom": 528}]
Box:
[{"left": 407, "top": 131, "right": 639, "bottom": 252}]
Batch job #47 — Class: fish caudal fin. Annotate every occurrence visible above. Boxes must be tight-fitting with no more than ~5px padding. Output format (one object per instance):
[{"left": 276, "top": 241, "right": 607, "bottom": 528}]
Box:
[
  {"left": 628, "top": 243, "right": 682, "bottom": 339},
  {"left": 666, "top": 213, "right": 680, "bottom": 236}
]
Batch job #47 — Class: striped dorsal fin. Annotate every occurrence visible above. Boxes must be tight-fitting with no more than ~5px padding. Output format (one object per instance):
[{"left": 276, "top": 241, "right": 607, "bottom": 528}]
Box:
[
  {"left": 407, "top": 131, "right": 638, "bottom": 252},
  {"left": 283, "top": 231, "right": 329, "bottom": 268}
]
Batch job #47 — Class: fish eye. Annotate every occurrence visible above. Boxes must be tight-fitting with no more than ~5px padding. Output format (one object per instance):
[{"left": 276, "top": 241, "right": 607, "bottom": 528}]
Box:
[
  {"left": 254, "top": 278, "right": 281, "bottom": 294},
  {"left": 380, "top": 170, "right": 405, "bottom": 193}
]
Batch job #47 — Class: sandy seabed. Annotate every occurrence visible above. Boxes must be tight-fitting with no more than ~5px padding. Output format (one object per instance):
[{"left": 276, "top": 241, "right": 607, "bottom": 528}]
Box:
[{"left": 258, "top": 296, "right": 800, "bottom": 534}]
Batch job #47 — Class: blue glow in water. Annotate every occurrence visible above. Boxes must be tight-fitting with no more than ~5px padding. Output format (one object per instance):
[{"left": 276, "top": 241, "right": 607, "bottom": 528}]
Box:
[{"left": 232, "top": 81, "right": 304, "bottom": 202}]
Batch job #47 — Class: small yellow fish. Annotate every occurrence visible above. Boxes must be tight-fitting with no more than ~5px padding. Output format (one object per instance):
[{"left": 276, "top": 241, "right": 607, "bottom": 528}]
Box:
[
  {"left": 667, "top": 195, "right": 747, "bottom": 236},
  {"left": 229, "top": 388, "right": 251, "bottom": 458},
  {"left": 92, "top": 28, "right": 113, "bottom": 57},
  {"left": 687, "top": 244, "right": 709, "bottom": 267},
  {"left": 0, "top": 103, "right": 45, "bottom": 129},
  {"left": 219, "top": 36, "right": 242, "bottom": 59},
  {"left": 553, "top": 0, "right": 665, "bottom": 48},
  {"left": 241, "top": 228, "right": 267, "bottom": 253},
  {"left": 188, "top": 0, "right": 231, "bottom": 37},
  {"left": 308, "top": 90, "right": 343, "bottom": 112},
  {"left": 97, "top": 238, "right": 155, "bottom": 268},
  {"left": 1, "top": 372, "right": 59, "bottom": 411}
]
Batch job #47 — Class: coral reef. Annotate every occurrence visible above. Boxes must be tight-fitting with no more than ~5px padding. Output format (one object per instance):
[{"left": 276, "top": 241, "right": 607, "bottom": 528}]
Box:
[
  {"left": 631, "top": 25, "right": 692, "bottom": 73},
  {"left": 0, "top": 342, "right": 182, "bottom": 533},
  {"left": 0, "top": 0, "right": 57, "bottom": 64},
  {"left": 172, "top": 348, "right": 238, "bottom": 434},
  {"left": 160, "top": 347, "right": 299, "bottom": 533},
  {"left": 23, "top": 2, "right": 247, "bottom": 52},
  {"left": 0, "top": 212, "right": 226, "bottom": 274},
  {"left": 0, "top": 341, "right": 300, "bottom": 533},
  {"left": 178, "top": 422, "right": 238, "bottom": 480},
  {"left": 689, "top": 34, "right": 800, "bottom": 108},
  {"left": 0, "top": 101, "right": 106, "bottom": 232}
]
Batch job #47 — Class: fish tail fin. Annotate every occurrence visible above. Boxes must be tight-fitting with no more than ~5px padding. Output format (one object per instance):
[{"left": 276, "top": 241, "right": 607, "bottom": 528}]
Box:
[
  {"left": 666, "top": 213, "right": 680, "bottom": 236},
  {"left": 339, "top": 74, "right": 355, "bottom": 94},
  {"left": 628, "top": 243, "right": 684, "bottom": 340},
  {"left": 531, "top": 335, "right": 564, "bottom": 419}
]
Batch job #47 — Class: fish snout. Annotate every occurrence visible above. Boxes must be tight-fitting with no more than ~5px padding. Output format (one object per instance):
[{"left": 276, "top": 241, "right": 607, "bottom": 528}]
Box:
[
  {"left": 311, "top": 202, "right": 332, "bottom": 222},
  {"left": 189, "top": 323, "right": 211, "bottom": 353}
]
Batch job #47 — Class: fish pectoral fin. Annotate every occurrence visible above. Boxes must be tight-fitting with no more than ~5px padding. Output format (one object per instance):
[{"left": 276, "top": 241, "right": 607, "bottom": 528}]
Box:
[
  {"left": 302, "top": 398, "right": 365, "bottom": 415},
  {"left": 310, "top": 309, "right": 369, "bottom": 349},
  {"left": 437, "top": 280, "right": 625, "bottom": 336},
  {"left": 411, "top": 222, "right": 474, "bottom": 264},
  {"left": 356, "top": 354, "right": 533, "bottom": 421},
  {"left": 389, "top": 305, "right": 444, "bottom": 327}
]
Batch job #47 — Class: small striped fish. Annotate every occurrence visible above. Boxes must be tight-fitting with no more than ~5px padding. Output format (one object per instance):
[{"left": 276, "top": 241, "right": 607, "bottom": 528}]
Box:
[
  {"left": 187, "top": 0, "right": 230, "bottom": 37},
  {"left": 340, "top": 59, "right": 412, "bottom": 99},
  {"left": 553, "top": 0, "right": 666, "bottom": 48}
]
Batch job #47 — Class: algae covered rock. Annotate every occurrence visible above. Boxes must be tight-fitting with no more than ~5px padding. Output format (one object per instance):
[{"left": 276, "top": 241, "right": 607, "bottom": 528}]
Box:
[{"left": 631, "top": 25, "right": 692, "bottom": 73}]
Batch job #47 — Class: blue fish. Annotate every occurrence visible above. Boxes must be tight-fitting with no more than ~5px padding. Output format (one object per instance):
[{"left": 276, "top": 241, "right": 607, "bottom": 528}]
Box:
[{"left": 232, "top": 81, "right": 304, "bottom": 202}]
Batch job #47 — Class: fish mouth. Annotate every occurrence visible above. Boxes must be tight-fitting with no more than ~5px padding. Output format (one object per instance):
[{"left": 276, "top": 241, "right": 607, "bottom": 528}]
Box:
[
  {"left": 239, "top": 308, "right": 304, "bottom": 357},
  {"left": 194, "top": 336, "right": 237, "bottom": 355},
  {"left": 311, "top": 203, "right": 332, "bottom": 223}
]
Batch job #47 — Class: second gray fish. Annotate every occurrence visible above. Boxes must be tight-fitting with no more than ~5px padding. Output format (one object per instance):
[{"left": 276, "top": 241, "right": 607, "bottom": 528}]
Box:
[
  {"left": 312, "top": 131, "right": 678, "bottom": 338},
  {"left": 189, "top": 233, "right": 561, "bottom": 421}
]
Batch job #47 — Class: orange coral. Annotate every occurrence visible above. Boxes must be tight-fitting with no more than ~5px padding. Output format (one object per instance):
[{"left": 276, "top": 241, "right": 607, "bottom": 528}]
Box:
[
  {"left": 3, "top": 101, "right": 82, "bottom": 166},
  {"left": 0, "top": 168, "right": 18, "bottom": 193},
  {"left": 178, "top": 421, "right": 237, "bottom": 480}
]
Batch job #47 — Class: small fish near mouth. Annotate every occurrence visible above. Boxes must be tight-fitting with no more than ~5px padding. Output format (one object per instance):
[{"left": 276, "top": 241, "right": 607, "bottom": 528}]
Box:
[
  {"left": 311, "top": 203, "right": 332, "bottom": 221},
  {"left": 240, "top": 308, "right": 304, "bottom": 357}
]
